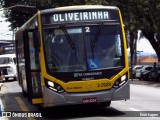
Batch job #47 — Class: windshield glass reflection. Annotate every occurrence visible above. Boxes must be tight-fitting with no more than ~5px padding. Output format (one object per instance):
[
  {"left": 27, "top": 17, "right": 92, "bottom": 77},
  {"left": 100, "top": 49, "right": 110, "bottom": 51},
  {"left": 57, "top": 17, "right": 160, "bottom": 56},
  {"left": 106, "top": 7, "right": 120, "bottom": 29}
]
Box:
[{"left": 43, "top": 24, "right": 124, "bottom": 72}]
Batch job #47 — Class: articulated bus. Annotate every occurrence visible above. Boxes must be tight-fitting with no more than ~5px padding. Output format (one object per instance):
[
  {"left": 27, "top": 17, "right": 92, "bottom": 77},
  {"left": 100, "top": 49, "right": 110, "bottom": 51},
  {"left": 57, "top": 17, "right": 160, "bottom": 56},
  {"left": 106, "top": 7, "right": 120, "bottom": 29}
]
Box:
[{"left": 15, "top": 5, "right": 130, "bottom": 108}]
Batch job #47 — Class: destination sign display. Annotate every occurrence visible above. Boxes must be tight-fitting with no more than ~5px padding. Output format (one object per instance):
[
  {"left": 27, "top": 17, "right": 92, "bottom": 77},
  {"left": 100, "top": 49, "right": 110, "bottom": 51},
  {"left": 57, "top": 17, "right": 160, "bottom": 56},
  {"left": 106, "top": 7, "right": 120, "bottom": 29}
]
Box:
[
  {"left": 42, "top": 10, "right": 119, "bottom": 24},
  {"left": 53, "top": 11, "right": 109, "bottom": 22}
]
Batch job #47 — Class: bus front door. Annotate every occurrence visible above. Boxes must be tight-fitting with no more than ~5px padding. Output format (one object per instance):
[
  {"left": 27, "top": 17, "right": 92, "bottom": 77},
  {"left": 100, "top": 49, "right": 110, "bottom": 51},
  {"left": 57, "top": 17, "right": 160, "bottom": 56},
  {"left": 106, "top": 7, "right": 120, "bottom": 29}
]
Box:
[{"left": 24, "top": 30, "right": 43, "bottom": 104}]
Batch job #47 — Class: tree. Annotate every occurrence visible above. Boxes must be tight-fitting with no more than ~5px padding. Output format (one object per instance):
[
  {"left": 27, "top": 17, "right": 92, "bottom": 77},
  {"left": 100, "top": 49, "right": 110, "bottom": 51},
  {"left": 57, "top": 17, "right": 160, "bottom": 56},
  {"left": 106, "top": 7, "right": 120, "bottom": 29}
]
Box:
[
  {"left": 107, "top": 0, "right": 160, "bottom": 62},
  {"left": 0, "top": 0, "right": 107, "bottom": 29},
  {"left": 137, "top": 0, "right": 160, "bottom": 61},
  {"left": 0, "top": 0, "right": 37, "bottom": 29},
  {"left": 1, "top": 0, "right": 160, "bottom": 61}
]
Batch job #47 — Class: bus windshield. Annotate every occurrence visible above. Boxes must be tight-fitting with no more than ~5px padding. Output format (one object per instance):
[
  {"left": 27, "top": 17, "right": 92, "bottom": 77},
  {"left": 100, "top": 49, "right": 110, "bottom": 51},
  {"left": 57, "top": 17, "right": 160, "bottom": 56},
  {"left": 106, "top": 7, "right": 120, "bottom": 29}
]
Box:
[{"left": 43, "top": 24, "right": 124, "bottom": 72}]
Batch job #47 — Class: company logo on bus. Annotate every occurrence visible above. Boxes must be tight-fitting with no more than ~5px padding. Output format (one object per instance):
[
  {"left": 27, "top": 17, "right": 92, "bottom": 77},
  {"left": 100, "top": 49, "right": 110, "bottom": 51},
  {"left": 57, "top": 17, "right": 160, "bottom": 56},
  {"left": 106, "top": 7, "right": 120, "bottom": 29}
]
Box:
[{"left": 74, "top": 72, "right": 102, "bottom": 78}]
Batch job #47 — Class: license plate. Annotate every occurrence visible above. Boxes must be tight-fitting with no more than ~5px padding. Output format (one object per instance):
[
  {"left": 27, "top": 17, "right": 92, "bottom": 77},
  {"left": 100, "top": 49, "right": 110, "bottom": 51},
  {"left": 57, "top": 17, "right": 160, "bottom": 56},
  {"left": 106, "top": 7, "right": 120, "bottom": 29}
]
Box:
[{"left": 82, "top": 98, "right": 97, "bottom": 103}]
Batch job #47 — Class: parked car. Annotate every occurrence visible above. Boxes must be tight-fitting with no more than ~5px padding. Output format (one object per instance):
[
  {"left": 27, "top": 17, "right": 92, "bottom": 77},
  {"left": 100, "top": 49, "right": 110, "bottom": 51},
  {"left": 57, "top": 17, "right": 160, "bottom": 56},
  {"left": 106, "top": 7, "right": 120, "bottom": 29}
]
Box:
[
  {"left": 140, "top": 70, "right": 151, "bottom": 81},
  {"left": 132, "top": 65, "right": 143, "bottom": 78},
  {"left": 135, "top": 65, "right": 153, "bottom": 79},
  {"left": 148, "top": 66, "right": 160, "bottom": 82}
]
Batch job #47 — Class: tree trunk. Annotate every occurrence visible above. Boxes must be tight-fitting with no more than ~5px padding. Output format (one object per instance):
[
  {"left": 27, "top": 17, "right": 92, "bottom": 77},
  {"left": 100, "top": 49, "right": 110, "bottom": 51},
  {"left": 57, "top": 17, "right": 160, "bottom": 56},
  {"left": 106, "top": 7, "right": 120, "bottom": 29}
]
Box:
[
  {"left": 129, "top": 31, "right": 137, "bottom": 65},
  {"left": 156, "top": 33, "right": 160, "bottom": 62}
]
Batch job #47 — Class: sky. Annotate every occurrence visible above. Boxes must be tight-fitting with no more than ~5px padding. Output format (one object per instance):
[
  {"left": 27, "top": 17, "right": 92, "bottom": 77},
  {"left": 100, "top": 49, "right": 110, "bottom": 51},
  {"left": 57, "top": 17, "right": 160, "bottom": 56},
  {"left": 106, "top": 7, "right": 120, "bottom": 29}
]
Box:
[
  {"left": 127, "top": 30, "right": 156, "bottom": 55},
  {"left": 0, "top": 11, "right": 13, "bottom": 40},
  {"left": 136, "top": 30, "right": 156, "bottom": 54},
  {"left": 137, "top": 38, "right": 156, "bottom": 54}
]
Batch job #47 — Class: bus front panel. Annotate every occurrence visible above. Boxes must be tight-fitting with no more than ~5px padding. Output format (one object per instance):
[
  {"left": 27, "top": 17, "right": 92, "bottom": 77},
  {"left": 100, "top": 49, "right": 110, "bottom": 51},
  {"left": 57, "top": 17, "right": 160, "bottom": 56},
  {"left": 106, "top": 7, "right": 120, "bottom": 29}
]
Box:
[{"left": 39, "top": 7, "right": 130, "bottom": 107}]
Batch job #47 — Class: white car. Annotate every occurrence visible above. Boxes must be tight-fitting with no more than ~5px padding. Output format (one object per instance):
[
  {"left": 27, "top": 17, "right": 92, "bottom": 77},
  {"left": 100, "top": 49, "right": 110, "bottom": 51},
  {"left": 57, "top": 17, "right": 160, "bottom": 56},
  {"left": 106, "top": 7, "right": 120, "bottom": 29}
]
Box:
[
  {"left": 0, "top": 54, "right": 17, "bottom": 81},
  {"left": 135, "top": 65, "right": 153, "bottom": 79},
  {"left": 132, "top": 65, "right": 143, "bottom": 78}
]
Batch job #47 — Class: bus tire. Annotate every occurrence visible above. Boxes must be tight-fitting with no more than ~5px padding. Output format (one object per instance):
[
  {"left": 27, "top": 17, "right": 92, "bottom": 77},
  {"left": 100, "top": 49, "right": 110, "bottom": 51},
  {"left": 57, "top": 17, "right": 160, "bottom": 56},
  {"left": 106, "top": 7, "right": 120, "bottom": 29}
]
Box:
[
  {"left": 22, "top": 80, "right": 27, "bottom": 97},
  {"left": 22, "top": 86, "right": 27, "bottom": 97},
  {"left": 100, "top": 101, "right": 111, "bottom": 107}
]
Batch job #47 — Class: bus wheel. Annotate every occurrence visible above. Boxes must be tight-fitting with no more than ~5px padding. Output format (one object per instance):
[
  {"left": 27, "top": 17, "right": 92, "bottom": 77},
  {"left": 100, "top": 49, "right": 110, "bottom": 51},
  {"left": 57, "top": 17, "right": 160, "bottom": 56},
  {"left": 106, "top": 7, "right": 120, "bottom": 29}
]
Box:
[
  {"left": 100, "top": 101, "right": 111, "bottom": 107},
  {"left": 22, "top": 81, "right": 27, "bottom": 97},
  {"left": 22, "top": 87, "right": 27, "bottom": 97}
]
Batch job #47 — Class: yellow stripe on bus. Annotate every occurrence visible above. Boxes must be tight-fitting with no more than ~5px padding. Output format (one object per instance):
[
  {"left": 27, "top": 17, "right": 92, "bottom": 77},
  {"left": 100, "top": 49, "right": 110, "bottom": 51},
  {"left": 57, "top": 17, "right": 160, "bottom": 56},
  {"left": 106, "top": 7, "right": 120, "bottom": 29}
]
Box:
[{"left": 32, "top": 98, "right": 44, "bottom": 104}]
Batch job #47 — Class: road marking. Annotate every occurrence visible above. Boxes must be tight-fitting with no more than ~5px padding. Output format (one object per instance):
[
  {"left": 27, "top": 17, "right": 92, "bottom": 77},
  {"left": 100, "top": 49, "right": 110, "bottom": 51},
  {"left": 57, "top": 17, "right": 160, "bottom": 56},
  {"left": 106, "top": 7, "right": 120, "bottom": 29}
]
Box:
[
  {"left": 15, "top": 97, "right": 36, "bottom": 120},
  {"left": 130, "top": 107, "right": 140, "bottom": 111}
]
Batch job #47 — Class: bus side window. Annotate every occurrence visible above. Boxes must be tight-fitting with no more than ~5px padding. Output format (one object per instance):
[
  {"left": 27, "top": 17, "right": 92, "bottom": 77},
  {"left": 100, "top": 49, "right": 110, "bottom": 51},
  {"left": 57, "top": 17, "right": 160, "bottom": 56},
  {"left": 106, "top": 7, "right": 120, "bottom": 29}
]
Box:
[{"left": 33, "top": 31, "right": 40, "bottom": 52}]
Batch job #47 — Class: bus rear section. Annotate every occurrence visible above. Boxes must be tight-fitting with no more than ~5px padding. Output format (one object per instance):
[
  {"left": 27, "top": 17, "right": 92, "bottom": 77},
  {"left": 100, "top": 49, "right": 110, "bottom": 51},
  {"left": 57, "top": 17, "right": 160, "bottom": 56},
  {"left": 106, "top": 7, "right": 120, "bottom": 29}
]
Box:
[{"left": 16, "top": 5, "right": 130, "bottom": 108}]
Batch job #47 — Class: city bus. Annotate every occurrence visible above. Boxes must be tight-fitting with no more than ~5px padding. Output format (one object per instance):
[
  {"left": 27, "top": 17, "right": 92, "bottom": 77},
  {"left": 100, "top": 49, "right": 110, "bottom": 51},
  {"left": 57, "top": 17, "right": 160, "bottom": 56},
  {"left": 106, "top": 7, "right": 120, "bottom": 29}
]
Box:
[{"left": 15, "top": 5, "right": 130, "bottom": 108}]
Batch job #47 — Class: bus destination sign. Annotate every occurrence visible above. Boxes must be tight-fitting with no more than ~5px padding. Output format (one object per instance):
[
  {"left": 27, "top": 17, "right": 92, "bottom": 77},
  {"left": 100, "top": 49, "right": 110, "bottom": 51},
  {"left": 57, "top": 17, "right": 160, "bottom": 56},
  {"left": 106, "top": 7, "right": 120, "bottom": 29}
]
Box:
[
  {"left": 42, "top": 10, "right": 119, "bottom": 24},
  {"left": 53, "top": 11, "right": 109, "bottom": 22}
]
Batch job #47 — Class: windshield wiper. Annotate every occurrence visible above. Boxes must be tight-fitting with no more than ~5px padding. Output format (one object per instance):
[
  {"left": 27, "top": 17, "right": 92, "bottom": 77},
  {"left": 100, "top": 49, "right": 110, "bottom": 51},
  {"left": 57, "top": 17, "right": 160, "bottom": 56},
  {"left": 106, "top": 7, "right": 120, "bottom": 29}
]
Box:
[
  {"left": 90, "top": 22, "right": 104, "bottom": 60},
  {"left": 60, "top": 24, "right": 78, "bottom": 62},
  {"left": 92, "top": 22, "right": 104, "bottom": 47},
  {"left": 60, "top": 24, "right": 76, "bottom": 49}
]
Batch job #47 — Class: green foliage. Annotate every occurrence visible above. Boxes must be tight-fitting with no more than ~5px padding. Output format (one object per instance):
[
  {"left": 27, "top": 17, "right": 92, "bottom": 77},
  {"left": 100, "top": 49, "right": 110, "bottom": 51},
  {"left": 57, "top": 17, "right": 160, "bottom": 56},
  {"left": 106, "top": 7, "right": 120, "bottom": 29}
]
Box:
[
  {"left": 1, "top": 0, "right": 160, "bottom": 60},
  {"left": 1, "top": 0, "right": 37, "bottom": 29},
  {"left": 106, "top": 0, "right": 160, "bottom": 61},
  {"left": 0, "top": 0, "right": 107, "bottom": 29},
  {"left": 1, "top": 0, "right": 160, "bottom": 36}
]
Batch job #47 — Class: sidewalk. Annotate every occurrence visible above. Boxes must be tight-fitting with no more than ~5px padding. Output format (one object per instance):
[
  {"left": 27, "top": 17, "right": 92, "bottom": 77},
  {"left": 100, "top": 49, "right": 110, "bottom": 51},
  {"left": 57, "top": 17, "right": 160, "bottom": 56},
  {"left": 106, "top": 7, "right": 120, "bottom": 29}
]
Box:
[{"left": 130, "top": 79, "right": 160, "bottom": 87}]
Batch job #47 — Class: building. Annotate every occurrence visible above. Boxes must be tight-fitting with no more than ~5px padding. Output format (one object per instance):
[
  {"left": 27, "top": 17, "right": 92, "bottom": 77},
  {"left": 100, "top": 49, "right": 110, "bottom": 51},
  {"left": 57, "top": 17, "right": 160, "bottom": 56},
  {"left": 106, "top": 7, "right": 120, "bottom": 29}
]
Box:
[{"left": 0, "top": 40, "right": 15, "bottom": 54}]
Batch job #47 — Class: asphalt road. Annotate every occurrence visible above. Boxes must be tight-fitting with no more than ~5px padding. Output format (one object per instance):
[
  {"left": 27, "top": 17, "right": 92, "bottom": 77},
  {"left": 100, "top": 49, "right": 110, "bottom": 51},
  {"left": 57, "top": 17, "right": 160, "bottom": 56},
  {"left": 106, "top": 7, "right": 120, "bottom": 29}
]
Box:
[{"left": 0, "top": 79, "right": 160, "bottom": 120}]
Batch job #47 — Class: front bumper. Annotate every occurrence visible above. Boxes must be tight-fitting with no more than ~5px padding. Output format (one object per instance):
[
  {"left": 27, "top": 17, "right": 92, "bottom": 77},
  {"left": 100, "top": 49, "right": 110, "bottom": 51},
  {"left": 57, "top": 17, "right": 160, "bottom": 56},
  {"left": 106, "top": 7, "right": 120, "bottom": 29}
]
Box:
[
  {"left": 43, "top": 81, "right": 130, "bottom": 107},
  {"left": 4, "top": 74, "right": 17, "bottom": 78}
]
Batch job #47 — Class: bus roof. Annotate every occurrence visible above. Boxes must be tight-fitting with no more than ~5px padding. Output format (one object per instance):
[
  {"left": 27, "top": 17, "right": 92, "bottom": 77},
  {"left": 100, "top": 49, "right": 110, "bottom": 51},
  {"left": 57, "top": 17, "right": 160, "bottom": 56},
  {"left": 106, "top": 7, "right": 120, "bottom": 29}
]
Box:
[
  {"left": 40, "top": 5, "right": 119, "bottom": 14},
  {"left": 16, "top": 5, "right": 119, "bottom": 34}
]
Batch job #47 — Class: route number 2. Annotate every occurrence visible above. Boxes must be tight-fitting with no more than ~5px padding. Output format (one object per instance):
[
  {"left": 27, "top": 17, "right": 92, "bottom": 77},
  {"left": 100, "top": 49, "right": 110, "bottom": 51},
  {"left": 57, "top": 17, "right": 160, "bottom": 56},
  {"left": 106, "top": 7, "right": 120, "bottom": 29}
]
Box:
[{"left": 85, "top": 27, "right": 90, "bottom": 32}]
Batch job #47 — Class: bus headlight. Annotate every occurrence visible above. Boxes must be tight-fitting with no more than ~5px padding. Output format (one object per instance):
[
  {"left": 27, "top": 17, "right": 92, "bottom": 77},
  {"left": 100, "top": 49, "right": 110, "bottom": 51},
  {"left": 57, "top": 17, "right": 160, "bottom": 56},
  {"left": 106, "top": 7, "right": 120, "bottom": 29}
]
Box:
[
  {"left": 48, "top": 81, "right": 54, "bottom": 87},
  {"left": 113, "top": 74, "right": 127, "bottom": 88},
  {"left": 121, "top": 75, "right": 126, "bottom": 82},
  {"left": 45, "top": 79, "right": 65, "bottom": 93}
]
